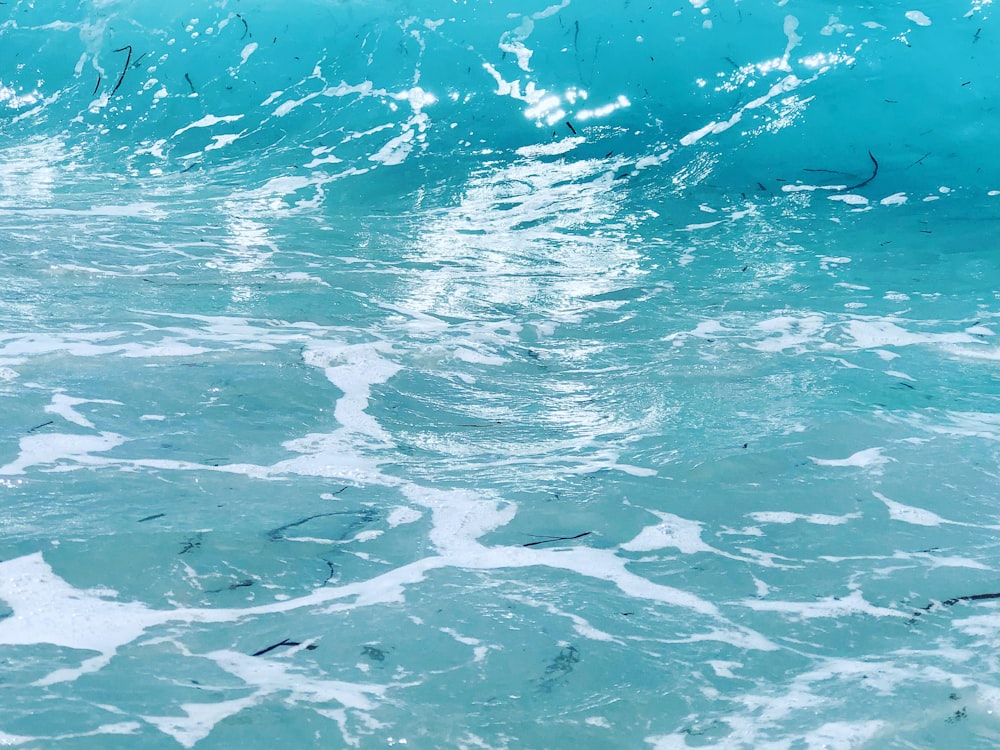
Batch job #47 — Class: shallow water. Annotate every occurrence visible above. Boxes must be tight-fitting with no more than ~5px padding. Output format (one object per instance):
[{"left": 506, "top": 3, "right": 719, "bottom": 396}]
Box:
[{"left": 2, "top": 1, "right": 1000, "bottom": 747}]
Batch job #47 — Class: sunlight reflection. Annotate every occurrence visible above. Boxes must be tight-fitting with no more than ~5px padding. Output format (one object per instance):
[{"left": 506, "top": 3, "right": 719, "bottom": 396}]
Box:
[
  {"left": 799, "top": 52, "right": 856, "bottom": 70},
  {"left": 0, "top": 82, "right": 41, "bottom": 109},
  {"left": 213, "top": 201, "right": 278, "bottom": 277},
  {"left": 397, "top": 155, "right": 644, "bottom": 319},
  {"left": 483, "top": 62, "right": 632, "bottom": 127},
  {"left": 0, "top": 137, "right": 66, "bottom": 206}
]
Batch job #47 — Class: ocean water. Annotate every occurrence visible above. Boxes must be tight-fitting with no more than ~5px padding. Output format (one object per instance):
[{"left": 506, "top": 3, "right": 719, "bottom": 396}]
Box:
[{"left": 2, "top": 0, "right": 1000, "bottom": 747}]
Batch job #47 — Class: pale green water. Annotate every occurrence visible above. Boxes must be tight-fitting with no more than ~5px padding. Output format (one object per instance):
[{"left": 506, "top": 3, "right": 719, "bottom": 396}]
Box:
[{"left": 2, "top": 1, "right": 1000, "bottom": 748}]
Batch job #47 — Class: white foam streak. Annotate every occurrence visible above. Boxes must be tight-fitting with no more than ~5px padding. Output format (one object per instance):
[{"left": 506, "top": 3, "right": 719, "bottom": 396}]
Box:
[
  {"left": 845, "top": 319, "right": 978, "bottom": 348},
  {"left": 0, "top": 723, "right": 141, "bottom": 747},
  {"left": 749, "top": 511, "right": 861, "bottom": 526},
  {"left": 680, "top": 74, "right": 809, "bottom": 146},
  {"left": 45, "top": 393, "right": 123, "bottom": 429},
  {"left": 872, "top": 491, "right": 985, "bottom": 528},
  {"left": 622, "top": 510, "right": 716, "bottom": 555},
  {"left": 208, "top": 649, "right": 387, "bottom": 709},
  {"left": 0, "top": 553, "right": 168, "bottom": 684},
  {"left": 172, "top": 114, "right": 244, "bottom": 138},
  {"left": 809, "top": 447, "right": 891, "bottom": 469},
  {"left": 302, "top": 342, "right": 401, "bottom": 442},
  {"left": 0, "top": 431, "right": 127, "bottom": 476},
  {"left": 508, "top": 594, "right": 619, "bottom": 643},
  {"left": 739, "top": 590, "right": 908, "bottom": 620},
  {"left": 403, "top": 485, "right": 515, "bottom": 555},
  {"left": 143, "top": 696, "right": 260, "bottom": 749},
  {"left": 488, "top": 546, "right": 723, "bottom": 618}
]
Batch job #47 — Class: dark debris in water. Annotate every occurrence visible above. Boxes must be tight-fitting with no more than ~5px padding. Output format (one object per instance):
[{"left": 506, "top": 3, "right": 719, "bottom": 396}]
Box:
[
  {"left": 909, "top": 591, "right": 1000, "bottom": 623},
  {"left": 235, "top": 12, "right": 249, "bottom": 40},
  {"left": 537, "top": 646, "right": 580, "bottom": 693},
  {"left": 178, "top": 533, "right": 203, "bottom": 555},
  {"left": 945, "top": 707, "right": 967, "bottom": 724},
  {"left": 252, "top": 638, "right": 317, "bottom": 657},
  {"left": 362, "top": 645, "right": 388, "bottom": 661},
  {"left": 110, "top": 44, "right": 132, "bottom": 96},
  {"left": 206, "top": 578, "right": 253, "bottom": 594},
  {"left": 266, "top": 509, "right": 375, "bottom": 542},
  {"left": 522, "top": 531, "right": 592, "bottom": 548}
]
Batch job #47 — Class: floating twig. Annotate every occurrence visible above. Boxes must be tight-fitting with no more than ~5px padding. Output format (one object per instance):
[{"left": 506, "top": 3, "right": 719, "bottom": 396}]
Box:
[
  {"left": 840, "top": 151, "right": 879, "bottom": 192},
  {"left": 252, "top": 638, "right": 299, "bottom": 657},
  {"left": 910, "top": 591, "right": 1000, "bottom": 622},
  {"left": 267, "top": 509, "right": 371, "bottom": 541},
  {"left": 523, "top": 531, "right": 592, "bottom": 548},
  {"left": 236, "top": 13, "right": 249, "bottom": 40},
  {"left": 267, "top": 512, "right": 341, "bottom": 541},
  {"left": 110, "top": 44, "right": 132, "bottom": 96},
  {"left": 207, "top": 579, "right": 253, "bottom": 594}
]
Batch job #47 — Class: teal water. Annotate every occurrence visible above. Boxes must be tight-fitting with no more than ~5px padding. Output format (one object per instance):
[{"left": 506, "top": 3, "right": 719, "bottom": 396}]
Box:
[{"left": 2, "top": 1, "right": 1000, "bottom": 747}]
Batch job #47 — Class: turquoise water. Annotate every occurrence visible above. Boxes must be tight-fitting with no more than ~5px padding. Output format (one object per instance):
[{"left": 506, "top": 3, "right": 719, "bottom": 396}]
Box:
[{"left": 2, "top": 0, "right": 1000, "bottom": 747}]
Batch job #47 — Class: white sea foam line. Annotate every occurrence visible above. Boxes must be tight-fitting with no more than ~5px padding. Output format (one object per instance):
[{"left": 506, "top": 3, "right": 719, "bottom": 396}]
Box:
[
  {"left": 172, "top": 113, "right": 244, "bottom": 138},
  {"left": 649, "top": 652, "right": 977, "bottom": 749},
  {"left": 648, "top": 720, "right": 887, "bottom": 750},
  {"left": 953, "top": 613, "right": 1000, "bottom": 639},
  {"left": 872, "top": 491, "right": 998, "bottom": 529},
  {"left": 736, "top": 312, "right": 997, "bottom": 359},
  {"left": 507, "top": 592, "right": 621, "bottom": 643},
  {"left": 0, "top": 331, "right": 211, "bottom": 361},
  {"left": 873, "top": 491, "right": 949, "bottom": 526},
  {"left": 0, "top": 723, "right": 141, "bottom": 747},
  {"left": 143, "top": 695, "right": 261, "bottom": 749},
  {"left": 887, "top": 409, "right": 1000, "bottom": 442},
  {"left": 45, "top": 393, "right": 123, "bottom": 429},
  {"left": 622, "top": 507, "right": 791, "bottom": 568},
  {"left": 738, "top": 590, "right": 908, "bottom": 620},
  {"left": 301, "top": 341, "right": 401, "bottom": 442},
  {"left": 208, "top": 648, "right": 386, "bottom": 710},
  {"left": 819, "top": 549, "right": 990, "bottom": 570},
  {"left": 748, "top": 511, "right": 861, "bottom": 526},
  {"left": 808, "top": 447, "right": 891, "bottom": 470},
  {"left": 0, "top": 431, "right": 127, "bottom": 476},
  {"left": 0, "top": 551, "right": 443, "bottom": 687},
  {"left": 448, "top": 545, "right": 779, "bottom": 651},
  {"left": 843, "top": 319, "right": 979, "bottom": 348}
]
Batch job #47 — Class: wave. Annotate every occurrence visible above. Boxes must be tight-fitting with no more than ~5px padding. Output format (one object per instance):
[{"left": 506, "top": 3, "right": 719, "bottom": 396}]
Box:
[{"left": 3, "top": 0, "right": 997, "bottom": 213}]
